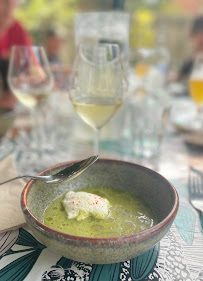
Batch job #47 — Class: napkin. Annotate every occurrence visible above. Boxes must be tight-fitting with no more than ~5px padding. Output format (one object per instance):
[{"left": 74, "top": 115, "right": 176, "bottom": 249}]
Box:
[{"left": 0, "top": 155, "right": 26, "bottom": 233}]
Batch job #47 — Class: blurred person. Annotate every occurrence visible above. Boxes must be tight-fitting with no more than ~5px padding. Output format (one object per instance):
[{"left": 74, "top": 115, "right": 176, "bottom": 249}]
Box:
[
  {"left": 44, "top": 29, "right": 64, "bottom": 66},
  {"left": 44, "top": 29, "right": 71, "bottom": 90},
  {"left": 0, "top": 0, "right": 32, "bottom": 109},
  {"left": 172, "top": 15, "right": 203, "bottom": 82}
]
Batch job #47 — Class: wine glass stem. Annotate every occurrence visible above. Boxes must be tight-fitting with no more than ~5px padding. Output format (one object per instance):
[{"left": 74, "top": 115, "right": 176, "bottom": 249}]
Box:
[
  {"left": 30, "top": 107, "right": 46, "bottom": 151},
  {"left": 94, "top": 128, "right": 100, "bottom": 155}
]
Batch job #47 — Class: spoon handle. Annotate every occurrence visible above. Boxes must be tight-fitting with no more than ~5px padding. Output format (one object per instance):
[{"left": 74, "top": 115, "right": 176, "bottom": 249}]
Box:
[
  {"left": 0, "top": 175, "right": 47, "bottom": 185},
  {"left": 0, "top": 155, "right": 99, "bottom": 185}
]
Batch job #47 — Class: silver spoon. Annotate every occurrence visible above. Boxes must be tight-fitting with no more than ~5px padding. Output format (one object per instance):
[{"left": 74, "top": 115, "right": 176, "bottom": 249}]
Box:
[{"left": 0, "top": 155, "right": 98, "bottom": 185}]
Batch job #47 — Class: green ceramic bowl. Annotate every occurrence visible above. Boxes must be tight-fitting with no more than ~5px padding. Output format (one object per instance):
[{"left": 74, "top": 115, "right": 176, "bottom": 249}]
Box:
[
  {"left": 0, "top": 108, "right": 15, "bottom": 136},
  {"left": 21, "top": 159, "right": 179, "bottom": 264}
]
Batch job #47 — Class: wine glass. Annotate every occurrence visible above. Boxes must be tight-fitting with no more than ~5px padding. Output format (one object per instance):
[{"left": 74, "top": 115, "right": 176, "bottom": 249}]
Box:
[
  {"left": 189, "top": 53, "right": 203, "bottom": 128},
  {"left": 7, "top": 45, "right": 54, "bottom": 134},
  {"left": 132, "top": 48, "right": 169, "bottom": 98},
  {"left": 69, "top": 43, "right": 126, "bottom": 154}
]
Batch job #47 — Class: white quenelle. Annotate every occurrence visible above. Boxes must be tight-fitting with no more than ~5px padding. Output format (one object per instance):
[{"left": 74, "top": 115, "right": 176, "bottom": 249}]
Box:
[{"left": 62, "top": 191, "right": 110, "bottom": 221}]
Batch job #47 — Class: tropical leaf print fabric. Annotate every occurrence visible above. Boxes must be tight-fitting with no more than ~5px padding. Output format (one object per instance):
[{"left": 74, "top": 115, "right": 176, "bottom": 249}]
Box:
[{"left": 0, "top": 179, "right": 202, "bottom": 281}]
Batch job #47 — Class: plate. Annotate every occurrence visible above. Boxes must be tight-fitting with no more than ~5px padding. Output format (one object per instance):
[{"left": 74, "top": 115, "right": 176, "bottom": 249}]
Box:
[
  {"left": 173, "top": 117, "right": 203, "bottom": 133},
  {"left": 182, "top": 132, "right": 203, "bottom": 147},
  {"left": 169, "top": 97, "right": 201, "bottom": 133}
]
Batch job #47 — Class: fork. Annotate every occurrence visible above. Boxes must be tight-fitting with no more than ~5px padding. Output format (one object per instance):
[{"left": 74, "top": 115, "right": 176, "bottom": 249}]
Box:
[{"left": 188, "top": 168, "right": 203, "bottom": 231}]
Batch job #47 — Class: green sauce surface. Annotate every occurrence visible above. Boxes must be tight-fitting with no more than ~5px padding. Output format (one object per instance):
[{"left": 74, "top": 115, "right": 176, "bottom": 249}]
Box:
[{"left": 43, "top": 187, "right": 155, "bottom": 238}]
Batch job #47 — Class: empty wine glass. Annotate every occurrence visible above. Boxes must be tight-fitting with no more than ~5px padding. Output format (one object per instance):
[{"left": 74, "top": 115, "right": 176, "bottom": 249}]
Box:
[
  {"left": 7, "top": 45, "right": 54, "bottom": 135},
  {"left": 69, "top": 43, "right": 126, "bottom": 154}
]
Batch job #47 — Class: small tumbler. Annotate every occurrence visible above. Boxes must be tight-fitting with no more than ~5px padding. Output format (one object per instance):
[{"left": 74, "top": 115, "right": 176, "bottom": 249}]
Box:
[{"left": 130, "top": 96, "right": 168, "bottom": 158}]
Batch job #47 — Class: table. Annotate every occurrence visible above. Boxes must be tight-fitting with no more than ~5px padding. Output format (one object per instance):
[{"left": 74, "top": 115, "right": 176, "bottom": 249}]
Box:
[{"left": 0, "top": 95, "right": 203, "bottom": 281}]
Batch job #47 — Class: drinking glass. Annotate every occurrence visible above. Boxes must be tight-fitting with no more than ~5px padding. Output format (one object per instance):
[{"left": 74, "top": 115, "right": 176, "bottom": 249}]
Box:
[
  {"left": 189, "top": 53, "right": 203, "bottom": 128},
  {"left": 7, "top": 45, "right": 54, "bottom": 133},
  {"left": 131, "top": 48, "right": 169, "bottom": 97},
  {"left": 69, "top": 43, "right": 126, "bottom": 154}
]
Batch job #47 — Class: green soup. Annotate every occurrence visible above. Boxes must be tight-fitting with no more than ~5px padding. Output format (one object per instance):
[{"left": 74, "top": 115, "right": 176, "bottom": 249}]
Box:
[{"left": 43, "top": 187, "right": 155, "bottom": 238}]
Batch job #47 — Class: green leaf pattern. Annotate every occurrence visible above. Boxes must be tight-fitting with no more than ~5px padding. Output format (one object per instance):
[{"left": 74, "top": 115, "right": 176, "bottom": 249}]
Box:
[
  {"left": 0, "top": 179, "right": 202, "bottom": 280},
  {"left": 0, "top": 228, "right": 46, "bottom": 281}
]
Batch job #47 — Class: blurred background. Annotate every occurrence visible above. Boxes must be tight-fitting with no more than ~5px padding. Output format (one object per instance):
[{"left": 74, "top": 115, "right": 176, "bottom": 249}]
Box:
[
  {"left": 1, "top": 0, "right": 203, "bottom": 177},
  {"left": 15, "top": 0, "right": 203, "bottom": 71}
]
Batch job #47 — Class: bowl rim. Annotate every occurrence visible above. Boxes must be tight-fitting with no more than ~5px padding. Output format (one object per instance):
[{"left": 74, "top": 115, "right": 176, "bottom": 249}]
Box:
[{"left": 21, "top": 158, "right": 179, "bottom": 245}]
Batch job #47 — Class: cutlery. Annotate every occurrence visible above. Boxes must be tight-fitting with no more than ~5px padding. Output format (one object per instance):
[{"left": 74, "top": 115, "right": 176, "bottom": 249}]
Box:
[
  {"left": 190, "top": 166, "right": 203, "bottom": 177},
  {"left": 0, "top": 155, "right": 98, "bottom": 185},
  {"left": 188, "top": 168, "right": 203, "bottom": 231}
]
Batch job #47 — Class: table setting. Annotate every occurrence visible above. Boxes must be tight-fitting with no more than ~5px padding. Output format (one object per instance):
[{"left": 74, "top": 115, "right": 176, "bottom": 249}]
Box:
[
  {"left": 0, "top": 138, "right": 203, "bottom": 281},
  {"left": 0, "top": 87, "right": 203, "bottom": 281},
  {"left": 1, "top": 11, "right": 203, "bottom": 281}
]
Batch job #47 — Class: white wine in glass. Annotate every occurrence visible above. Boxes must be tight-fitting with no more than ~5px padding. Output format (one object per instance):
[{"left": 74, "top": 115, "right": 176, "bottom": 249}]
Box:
[
  {"left": 8, "top": 45, "right": 53, "bottom": 110},
  {"left": 69, "top": 43, "right": 125, "bottom": 154},
  {"left": 7, "top": 45, "right": 54, "bottom": 150}
]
